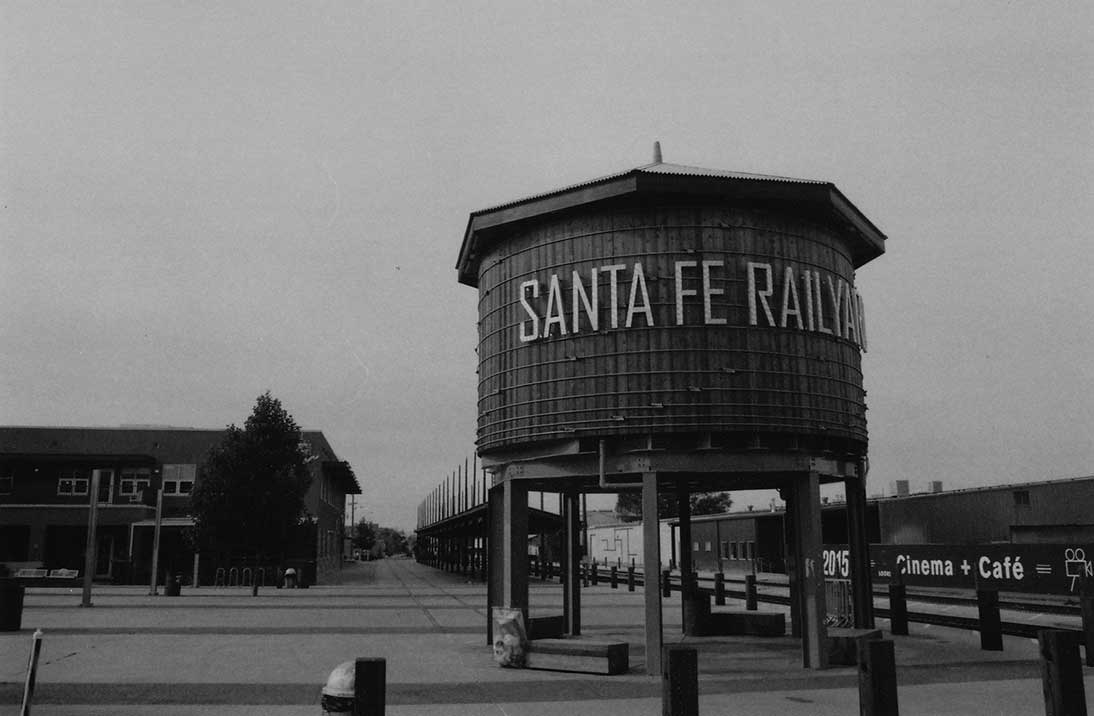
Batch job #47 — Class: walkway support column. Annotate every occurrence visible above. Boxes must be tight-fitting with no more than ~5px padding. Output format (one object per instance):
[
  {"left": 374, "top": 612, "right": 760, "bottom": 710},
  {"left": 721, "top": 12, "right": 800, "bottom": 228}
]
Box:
[
  {"left": 642, "top": 472, "right": 663, "bottom": 675},
  {"left": 562, "top": 491, "right": 581, "bottom": 636}
]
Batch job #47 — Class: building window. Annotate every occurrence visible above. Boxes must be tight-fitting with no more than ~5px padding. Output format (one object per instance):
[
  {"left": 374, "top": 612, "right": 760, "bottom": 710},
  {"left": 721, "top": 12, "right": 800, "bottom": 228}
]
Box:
[
  {"left": 704, "top": 541, "right": 712, "bottom": 552},
  {"left": 58, "top": 469, "right": 90, "bottom": 496},
  {"left": 1013, "top": 490, "right": 1030, "bottom": 507},
  {"left": 163, "top": 464, "right": 196, "bottom": 496},
  {"left": 120, "top": 468, "right": 151, "bottom": 501},
  {"left": 692, "top": 541, "right": 699, "bottom": 552},
  {"left": 730, "top": 542, "right": 738, "bottom": 559},
  {"left": 0, "top": 471, "right": 12, "bottom": 494},
  {"left": 720, "top": 541, "right": 728, "bottom": 558},
  {"left": 747, "top": 541, "right": 756, "bottom": 559}
]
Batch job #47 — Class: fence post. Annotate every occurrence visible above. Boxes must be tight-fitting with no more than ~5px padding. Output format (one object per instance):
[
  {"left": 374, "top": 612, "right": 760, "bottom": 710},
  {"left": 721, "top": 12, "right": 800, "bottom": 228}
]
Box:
[
  {"left": 661, "top": 645, "right": 698, "bottom": 716},
  {"left": 1038, "top": 629, "right": 1086, "bottom": 716},
  {"left": 627, "top": 566, "right": 635, "bottom": 592},
  {"left": 19, "top": 629, "right": 43, "bottom": 716},
  {"left": 713, "top": 573, "right": 725, "bottom": 606},
  {"left": 662, "top": 570, "right": 672, "bottom": 598},
  {"left": 888, "top": 575, "right": 908, "bottom": 636},
  {"left": 1081, "top": 577, "right": 1094, "bottom": 668},
  {"left": 745, "top": 573, "right": 757, "bottom": 611},
  {"left": 976, "top": 587, "right": 1003, "bottom": 651},
  {"left": 858, "top": 638, "right": 898, "bottom": 716},
  {"left": 355, "top": 657, "right": 386, "bottom": 716},
  {"left": 610, "top": 566, "right": 618, "bottom": 589}
]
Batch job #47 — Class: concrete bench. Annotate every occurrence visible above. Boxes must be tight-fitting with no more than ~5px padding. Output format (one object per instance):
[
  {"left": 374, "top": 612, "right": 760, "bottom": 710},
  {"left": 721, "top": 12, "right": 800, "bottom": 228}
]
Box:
[
  {"left": 526, "top": 615, "right": 566, "bottom": 640},
  {"left": 706, "top": 609, "right": 786, "bottom": 637},
  {"left": 826, "top": 627, "right": 883, "bottom": 665},
  {"left": 526, "top": 638, "right": 629, "bottom": 675}
]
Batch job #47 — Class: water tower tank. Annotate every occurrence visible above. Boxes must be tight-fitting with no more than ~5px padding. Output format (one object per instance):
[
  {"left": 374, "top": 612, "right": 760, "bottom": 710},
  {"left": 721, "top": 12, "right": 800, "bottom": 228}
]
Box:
[{"left": 457, "top": 160, "right": 885, "bottom": 461}]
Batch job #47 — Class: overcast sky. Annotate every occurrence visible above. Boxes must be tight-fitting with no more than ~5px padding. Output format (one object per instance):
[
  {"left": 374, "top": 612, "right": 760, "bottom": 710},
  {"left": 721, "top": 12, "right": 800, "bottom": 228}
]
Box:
[{"left": 3, "top": 2, "right": 1092, "bottom": 531}]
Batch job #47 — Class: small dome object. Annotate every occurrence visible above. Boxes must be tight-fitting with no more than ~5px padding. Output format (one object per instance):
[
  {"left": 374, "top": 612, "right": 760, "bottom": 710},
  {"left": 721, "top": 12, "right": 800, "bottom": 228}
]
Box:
[{"left": 320, "top": 660, "right": 356, "bottom": 713}]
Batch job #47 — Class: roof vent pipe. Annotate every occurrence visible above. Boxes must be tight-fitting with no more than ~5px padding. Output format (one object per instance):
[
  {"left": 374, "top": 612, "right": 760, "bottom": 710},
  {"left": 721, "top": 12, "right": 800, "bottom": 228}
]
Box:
[{"left": 653, "top": 141, "right": 663, "bottom": 164}]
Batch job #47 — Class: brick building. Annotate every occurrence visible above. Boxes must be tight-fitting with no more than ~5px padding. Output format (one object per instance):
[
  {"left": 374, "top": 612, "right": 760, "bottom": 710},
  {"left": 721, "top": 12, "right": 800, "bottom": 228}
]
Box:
[{"left": 0, "top": 426, "right": 359, "bottom": 585}]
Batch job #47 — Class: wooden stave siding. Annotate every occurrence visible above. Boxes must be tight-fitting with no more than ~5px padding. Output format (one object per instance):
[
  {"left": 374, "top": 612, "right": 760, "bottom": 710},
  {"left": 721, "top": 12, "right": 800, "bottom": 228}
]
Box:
[{"left": 476, "top": 203, "right": 867, "bottom": 455}]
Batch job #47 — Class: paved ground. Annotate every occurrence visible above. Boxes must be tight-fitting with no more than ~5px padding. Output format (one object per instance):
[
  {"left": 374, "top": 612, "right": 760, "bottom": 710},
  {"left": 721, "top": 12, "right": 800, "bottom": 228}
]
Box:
[{"left": 1, "top": 557, "right": 1090, "bottom": 715}]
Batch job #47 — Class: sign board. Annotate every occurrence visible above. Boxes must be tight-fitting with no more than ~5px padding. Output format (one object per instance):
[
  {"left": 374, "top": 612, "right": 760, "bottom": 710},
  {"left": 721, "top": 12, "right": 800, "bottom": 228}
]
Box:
[{"left": 822, "top": 543, "right": 1094, "bottom": 595}]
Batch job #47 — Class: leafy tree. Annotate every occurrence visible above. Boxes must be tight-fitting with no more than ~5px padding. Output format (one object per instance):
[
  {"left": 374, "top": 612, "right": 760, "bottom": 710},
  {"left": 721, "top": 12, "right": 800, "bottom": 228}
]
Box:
[
  {"left": 353, "top": 521, "right": 411, "bottom": 557},
  {"left": 615, "top": 491, "right": 732, "bottom": 521},
  {"left": 189, "top": 393, "right": 313, "bottom": 571},
  {"left": 353, "top": 520, "right": 377, "bottom": 552}
]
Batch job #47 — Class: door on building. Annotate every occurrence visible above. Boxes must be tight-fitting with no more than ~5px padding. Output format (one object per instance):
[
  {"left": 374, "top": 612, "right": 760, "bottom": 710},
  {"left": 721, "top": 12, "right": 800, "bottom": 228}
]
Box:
[{"left": 96, "top": 469, "right": 115, "bottom": 505}]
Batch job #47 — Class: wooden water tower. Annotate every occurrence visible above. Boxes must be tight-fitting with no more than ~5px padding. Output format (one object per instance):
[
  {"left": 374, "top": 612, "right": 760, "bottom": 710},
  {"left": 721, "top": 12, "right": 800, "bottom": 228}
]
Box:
[{"left": 457, "top": 148, "right": 886, "bottom": 671}]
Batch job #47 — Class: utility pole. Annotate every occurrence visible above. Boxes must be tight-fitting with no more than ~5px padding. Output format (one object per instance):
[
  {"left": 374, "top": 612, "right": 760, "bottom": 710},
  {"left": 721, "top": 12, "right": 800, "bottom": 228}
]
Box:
[{"left": 81, "top": 470, "right": 103, "bottom": 607}]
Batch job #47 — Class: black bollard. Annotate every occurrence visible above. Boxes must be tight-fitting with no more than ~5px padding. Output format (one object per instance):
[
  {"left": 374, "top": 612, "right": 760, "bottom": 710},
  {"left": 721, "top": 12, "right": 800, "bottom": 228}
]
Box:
[
  {"left": 581, "top": 563, "right": 589, "bottom": 588},
  {"left": 888, "top": 579, "right": 908, "bottom": 636},
  {"left": 976, "top": 587, "right": 1003, "bottom": 651},
  {"left": 1081, "top": 578, "right": 1094, "bottom": 668},
  {"left": 610, "top": 566, "right": 618, "bottom": 589},
  {"left": 662, "top": 570, "right": 672, "bottom": 598},
  {"left": 661, "top": 646, "right": 698, "bottom": 716},
  {"left": 591, "top": 560, "right": 599, "bottom": 586},
  {"left": 713, "top": 573, "right": 725, "bottom": 606},
  {"left": 858, "top": 639, "right": 898, "bottom": 716},
  {"left": 745, "top": 573, "right": 758, "bottom": 611},
  {"left": 355, "top": 657, "right": 386, "bottom": 716},
  {"left": 1038, "top": 629, "right": 1086, "bottom": 716},
  {"left": 627, "top": 566, "right": 635, "bottom": 592}
]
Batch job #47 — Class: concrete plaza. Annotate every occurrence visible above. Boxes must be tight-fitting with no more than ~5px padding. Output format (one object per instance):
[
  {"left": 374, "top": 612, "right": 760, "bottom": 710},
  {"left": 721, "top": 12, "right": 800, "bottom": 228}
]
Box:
[{"left": 1, "top": 557, "right": 1090, "bottom": 715}]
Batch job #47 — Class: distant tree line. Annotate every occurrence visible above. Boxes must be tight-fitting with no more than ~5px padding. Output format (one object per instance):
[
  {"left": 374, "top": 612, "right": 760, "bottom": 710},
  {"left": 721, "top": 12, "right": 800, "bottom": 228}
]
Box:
[
  {"left": 615, "top": 491, "right": 732, "bottom": 521},
  {"left": 352, "top": 520, "right": 412, "bottom": 558}
]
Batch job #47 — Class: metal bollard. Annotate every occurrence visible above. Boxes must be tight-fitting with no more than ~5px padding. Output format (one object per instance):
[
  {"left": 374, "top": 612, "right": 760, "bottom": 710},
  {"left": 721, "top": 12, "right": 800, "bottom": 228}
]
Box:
[
  {"left": 713, "top": 573, "right": 725, "bottom": 606},
  {"left": 627, "top": 566, "right": 635, "bottom": 592},
  {"left": 355, "top": 657, "right": 386, "bottom": 716},
  {"left": 745, "top": 573, "right": 757, "bottom": 611},
  {"left": 581, "top": 563, "right": 589, "bottom": 588},
  {"left": 858, "top": 638, "right": 898, "bottom": 716},
  {"left": 1038, "top": 629, "right": 1086, "bottom": 716},
  {"left": 661, "top": 645, "right": 698, "bottom": 716},
  {"left": 610, "top": 566, "right": 618, "bottom": 589},
  {"left": 888, "top": 580, "right": 908, "bottom": 636},
  {"left": 591, "top": 560, "right": 599, "bottom": 586},
  {"left": 662, "top": 570, "right": 672, "bottom": 598},
  {"left": 976, "top": 587, "right": 1003, "bottom": 651}
]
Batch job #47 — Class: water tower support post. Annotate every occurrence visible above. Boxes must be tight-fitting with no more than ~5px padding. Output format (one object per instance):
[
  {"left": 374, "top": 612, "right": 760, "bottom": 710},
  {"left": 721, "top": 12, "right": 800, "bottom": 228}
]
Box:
[
  {"left": 845, "top": 474, "right": 874, "bottom": 628},
  {"left": 562, "top": 490, "right": 582, "bottom": 635},
  {"left": 643, "top": 472, "right": 663, "bottom": 675},
  {"left": 502, "top": 479, "right": 529, "bottom": 620},
  {"left": 791, "top": 471, "right": 828, "bottom": 669}
]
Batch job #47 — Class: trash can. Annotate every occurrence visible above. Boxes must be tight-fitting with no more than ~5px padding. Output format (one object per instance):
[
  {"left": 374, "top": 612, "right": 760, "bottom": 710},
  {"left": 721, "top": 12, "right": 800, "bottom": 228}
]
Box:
[
  {"left": 0, "top": 579, "right": 26, "bottom": 631},
  {"left": 165, "top": 573, "right": 182, "bottom": 597}
]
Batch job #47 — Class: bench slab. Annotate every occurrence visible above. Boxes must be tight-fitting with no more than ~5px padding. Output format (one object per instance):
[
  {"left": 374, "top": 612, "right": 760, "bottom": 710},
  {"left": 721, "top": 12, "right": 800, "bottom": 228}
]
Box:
[
  {"left": 706, "top": 610, "right": 786, "bottom": 636},
  {"left": 526, "top": 638, "right": 629, "bottom": 675},
  {"left": 826, "top": 628, "right": 883, "bottom": 665}
]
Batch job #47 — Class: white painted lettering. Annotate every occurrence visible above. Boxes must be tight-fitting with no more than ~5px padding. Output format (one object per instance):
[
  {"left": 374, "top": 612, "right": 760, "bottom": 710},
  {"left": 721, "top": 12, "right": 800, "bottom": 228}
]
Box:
[
  {"left": 747, "top": 262, "right": 775, "bottom": 326},
  {"left": 602, "top": 264, "right": 626, "bottom": 329},
  {"left": 702, "top": 260, "right": 726, "bottom": 325},
  {"left": 625, "top": 263, "right": 654, "bottom": 328},
  {"left": 519, "top": 280, "right": 540, "bottom": 343},
  {"left": 571, "top": 269, "right": 598, "bottom": 333},
  {"left": 542, "top": 274, "right": 568, "bottom": 338},
  {"left": 674, "top": 261, "right": 697, "bottom": 326},
  {"left": 780, "top": 266, "right": 803, "bottom": 329}
]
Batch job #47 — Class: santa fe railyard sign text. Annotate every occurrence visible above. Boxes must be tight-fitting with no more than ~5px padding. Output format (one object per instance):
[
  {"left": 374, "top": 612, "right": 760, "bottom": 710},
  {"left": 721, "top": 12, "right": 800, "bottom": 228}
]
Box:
[{"left": 517, "top": 259, "right": 868, "bottom": 351}]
